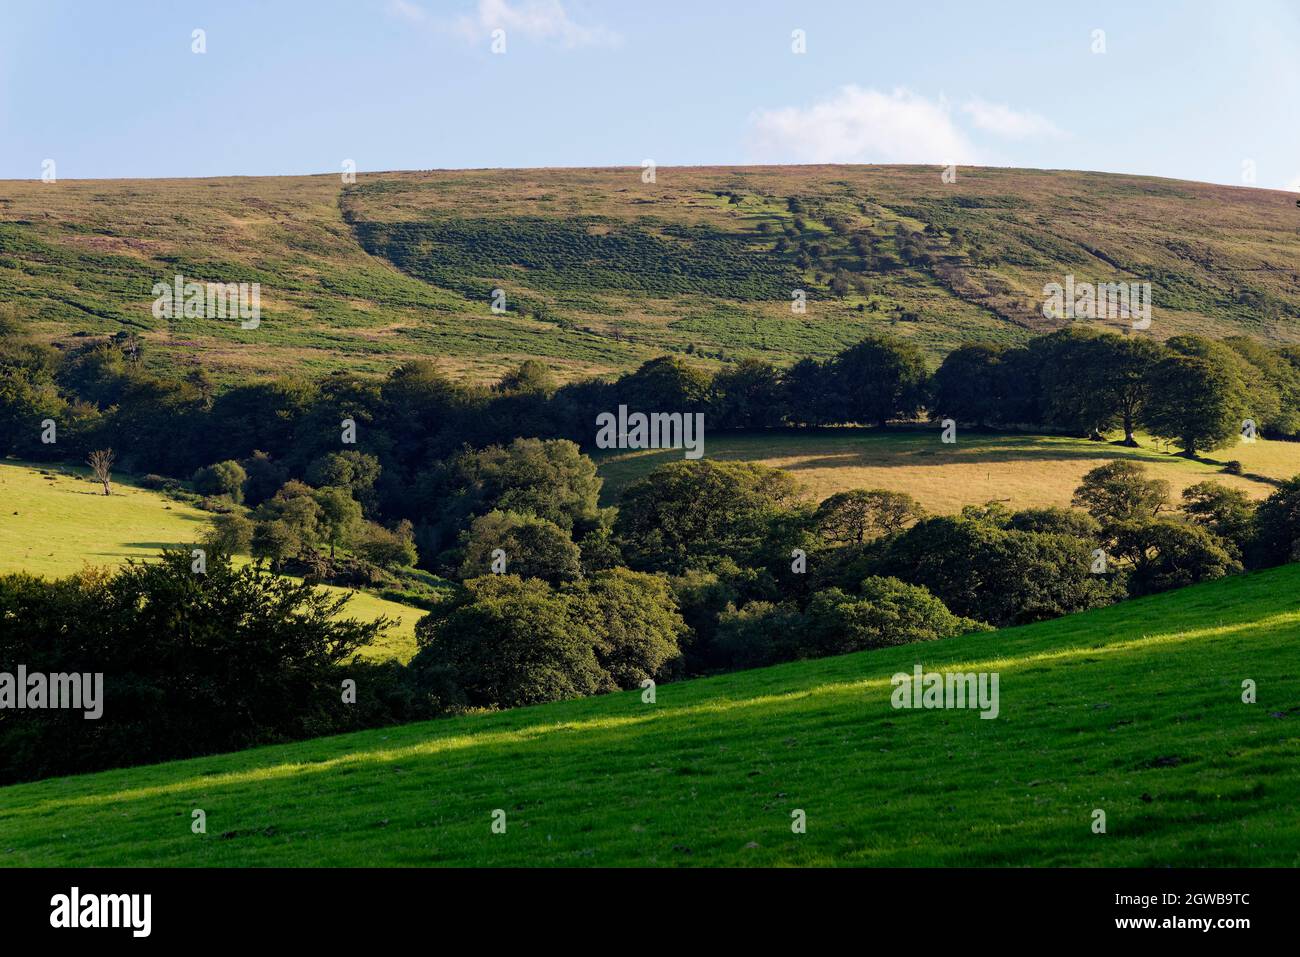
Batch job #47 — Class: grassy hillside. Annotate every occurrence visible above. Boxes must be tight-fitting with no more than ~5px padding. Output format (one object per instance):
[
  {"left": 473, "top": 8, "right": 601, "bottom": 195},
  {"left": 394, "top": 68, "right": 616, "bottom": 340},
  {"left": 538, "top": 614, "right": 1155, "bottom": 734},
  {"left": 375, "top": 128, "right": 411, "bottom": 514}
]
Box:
[
  {"left": 0, "top": 563, "right": 1295, "bottom": 867},
  {"left": 0, "top": 459, "right": 422, "bottom": 660},
  {"left": 4, "top": 166, "right": 1299, "bottom": 383},
  {"left": 0, "top": 458, "right": 209, "bottom": 577},
  {"left": 597, "top": 429, "right": 1300, "bottom": 509}
]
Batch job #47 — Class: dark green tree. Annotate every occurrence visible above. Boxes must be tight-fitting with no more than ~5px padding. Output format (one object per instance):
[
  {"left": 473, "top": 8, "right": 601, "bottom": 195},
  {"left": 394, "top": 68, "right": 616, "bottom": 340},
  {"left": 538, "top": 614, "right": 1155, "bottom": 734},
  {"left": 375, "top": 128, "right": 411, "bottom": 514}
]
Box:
[
  {"left": 205, "top": 512, "right": 254, "bottom": 555},
  {"left": 566, "top": 569, "right": 687, "bottom": 685},
  {"left": 829, "top": 334, "right": 929, "bottom": 427},
  {"left": 869, "top": 517, "right": 1126, "bottom": 626},
  {"left": 1179, "top": 481, "right": 1255, "bottom": 559},
  {"left": 930, "top": 343, "right": 1008, "bottom": 428},
  {"left": 1093, "top": 334, "right": 1165, "bottom": 445},
  {"left": 250, "top": 519, "right": 302, "bottom": 572},
  {"left": 801, "top": 577, "right": 986, "bottom": 657},
  {"left": 458, "top": 510, "right": 583, "bottom": 585},
  {"left": 615, "top": 460, "right": 804, "bottom": 573},
  {"left": 615, "top": 355, "right": 711, "bottom": 412},
  {"left": 411, "top": 575, "right": 606, "bottom": 709},
  {"left": 1108, "top": 518, "right": 1241, "bottom": 596},
  {"left": 1072, "top": 461, "right": 1170, "bottom": 524},
  {"left": 710, "top": 358, "right": 786, "bottom": 429},
  {"left": 312, "top": 486, "right": 363, "bottom": 557},
  {"left": 436, "top": 438, "right": 603, "bottom": 537},
  {"left": 353, "top": 520, "right": 419, "bottom": 570},
  {"left": 1141, "top": 351, "right": 1247, "bottom": 456},
  {"left": 192, "top": 459, "right": 248, "bottom": 504},
  {"left": 814, "top": 489, "right": 925, "bottom": 544},
  {"left": 1033, "top": 328, "right": 1117, "bottom": 437},
  {"left": 1247, "top": 477, "right": 1300, "bottom": 568},
  {"left": 306, "top": 451, "right": 381, "bottom": 514},
  {"left": 1007, "top": 506, "right": 1102, "bottom": 539},
  {"left": 0, "top": 550, "right": 383, "bottom": 784}
]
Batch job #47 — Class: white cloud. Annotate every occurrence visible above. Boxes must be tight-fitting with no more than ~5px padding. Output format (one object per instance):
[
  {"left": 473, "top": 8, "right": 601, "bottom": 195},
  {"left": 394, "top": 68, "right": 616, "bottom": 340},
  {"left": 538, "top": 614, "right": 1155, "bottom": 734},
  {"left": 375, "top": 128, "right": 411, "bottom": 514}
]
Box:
[
  {"left": 387, "top": 0, "right": 428, "bottom": 23},
  {"left": 452, "top": 0, "right": 620, "bottom": 49},
  {"left": 747, "top": 86, "right": 979, "bottom": 165},
  {"left": 384, "top": 0, "right": 426, "bottom": 22},
  {"left": 960, "top": 98, "right": 1065, "bottom": 139},
  {"left": 1282, "top": 174, "right": 1300, "bottom": 193}
]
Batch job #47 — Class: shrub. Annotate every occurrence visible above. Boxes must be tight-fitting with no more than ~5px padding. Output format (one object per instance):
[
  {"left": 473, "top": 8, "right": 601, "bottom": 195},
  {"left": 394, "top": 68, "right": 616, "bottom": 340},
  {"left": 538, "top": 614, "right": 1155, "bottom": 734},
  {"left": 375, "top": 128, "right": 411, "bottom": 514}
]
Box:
[
  {"left": 192, "top": 459, "right": 248, "bottom": 504},
  {"left": 354, "top": 519, "right": 419, "bottom": 570},
  {"left": 1247, "top": 477, "right": 1300, "bottom": 568},
  {"left": 0, "top": 551, "right": 387, "bottom": 785},
  {"left": 377, "top": 588, "right": 444, "bottom": 612},
  {"left": 870, "top": 517, "right": 1126, "bottom": 626},
  {"left": 205, "top": 512, "right": 254, "bottom": 554},
  {"left": 411, "top": 576, "right": 607, "bottom": 709},
  {"left": 458, "top": 510, "right": 582, "bottom": 585},
  {"left": 814, "top": 489, "right": 925, "bottom": 544},
  {"left": 1072, "top": 461, "right": 1170, "bottom": 524},
  {"left": 801, "top": 578, "right": 987, "bottom": 657},
  {"left": 1109, "top": 518, "right": 1241, "bottom": 596},
  {"left": 615, "top": 459, "right": 804, "bottom": 573}
]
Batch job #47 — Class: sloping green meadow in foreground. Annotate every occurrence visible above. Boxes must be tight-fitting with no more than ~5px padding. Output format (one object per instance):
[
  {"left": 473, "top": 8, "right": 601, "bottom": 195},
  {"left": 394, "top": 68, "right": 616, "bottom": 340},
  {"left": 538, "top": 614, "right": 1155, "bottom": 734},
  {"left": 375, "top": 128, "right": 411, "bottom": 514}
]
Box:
[{"left": 1, "top": 565, "right": 1297, "bottom": 867}]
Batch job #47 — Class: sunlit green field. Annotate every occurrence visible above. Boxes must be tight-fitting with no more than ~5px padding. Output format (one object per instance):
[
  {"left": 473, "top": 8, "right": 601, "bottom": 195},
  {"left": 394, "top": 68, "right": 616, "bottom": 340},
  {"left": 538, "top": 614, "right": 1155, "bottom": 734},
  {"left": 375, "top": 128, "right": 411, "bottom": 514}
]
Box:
[
  {"left": 1, "top": 563, "right": 1296, "bottom": 867},
  {"left": 596, "top": 428, "right": 1299, "bottom": 509},
  {"left": 0, "top": 459, "right": 210, "bottom": 577},
  {"left": 0, "top": 459, "right": 421, "bottom": 661},
  {"left": 311, "top": 584, "right": 419, "bottom": 662}
]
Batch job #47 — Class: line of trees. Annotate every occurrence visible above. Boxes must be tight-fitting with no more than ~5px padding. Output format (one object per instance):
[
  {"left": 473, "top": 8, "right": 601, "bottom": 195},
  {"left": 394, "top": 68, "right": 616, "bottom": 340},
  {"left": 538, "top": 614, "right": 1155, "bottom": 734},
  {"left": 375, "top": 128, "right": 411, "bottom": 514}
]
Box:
[
  {"left": 931, "top": 329, "right": 1300, "bottom": 455},
  {"left": 7, "top": 316, "right": 1298, "bottom": 522}
]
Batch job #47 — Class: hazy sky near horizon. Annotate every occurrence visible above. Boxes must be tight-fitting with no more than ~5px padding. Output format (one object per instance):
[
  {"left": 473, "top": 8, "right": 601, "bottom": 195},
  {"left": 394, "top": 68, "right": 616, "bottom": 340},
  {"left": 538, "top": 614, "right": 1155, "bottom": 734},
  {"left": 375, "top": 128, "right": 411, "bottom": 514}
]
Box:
[{"left": 2, "top": 0, "right": 1298, "bottom": 190}]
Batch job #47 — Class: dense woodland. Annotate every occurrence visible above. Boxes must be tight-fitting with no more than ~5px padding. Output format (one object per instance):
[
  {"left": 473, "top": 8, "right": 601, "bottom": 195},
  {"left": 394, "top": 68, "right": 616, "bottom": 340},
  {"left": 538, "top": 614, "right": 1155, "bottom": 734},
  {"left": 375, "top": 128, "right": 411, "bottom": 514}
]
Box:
[{"left": 6, "top": 313, "right": 1300, "bottom": 783}]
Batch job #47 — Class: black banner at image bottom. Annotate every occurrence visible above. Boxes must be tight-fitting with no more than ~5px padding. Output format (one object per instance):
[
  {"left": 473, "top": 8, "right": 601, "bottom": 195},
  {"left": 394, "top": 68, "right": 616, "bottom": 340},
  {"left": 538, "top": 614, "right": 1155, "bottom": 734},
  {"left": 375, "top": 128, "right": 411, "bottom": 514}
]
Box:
[{"left": 0, "top": 867, "right": 1280, "bottom": 943}]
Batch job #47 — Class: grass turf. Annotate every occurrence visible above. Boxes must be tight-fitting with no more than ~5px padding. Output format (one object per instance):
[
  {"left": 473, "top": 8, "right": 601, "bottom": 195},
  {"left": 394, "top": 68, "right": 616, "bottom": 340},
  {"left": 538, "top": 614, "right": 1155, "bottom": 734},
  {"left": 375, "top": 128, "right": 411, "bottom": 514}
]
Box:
[
  {"left": 0, "top": 563, "right": 1295, "bottom": 867},
  {"left": 0, "top": 458, "right": 423, "bottom": 661},
  {"left": 595, "top": 428, "right": 1299, "bottom": 509},
  {"left": 7, "top": 166, "right": 1300, "bottom": 384}
]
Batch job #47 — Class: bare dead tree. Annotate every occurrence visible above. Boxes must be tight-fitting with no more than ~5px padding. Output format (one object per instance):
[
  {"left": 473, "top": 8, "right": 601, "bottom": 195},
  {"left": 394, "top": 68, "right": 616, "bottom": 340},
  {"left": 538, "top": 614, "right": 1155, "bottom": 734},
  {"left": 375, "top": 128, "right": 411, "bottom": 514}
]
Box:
[{"left": 88, "top": 449, "right": 115, "bottom": 496}]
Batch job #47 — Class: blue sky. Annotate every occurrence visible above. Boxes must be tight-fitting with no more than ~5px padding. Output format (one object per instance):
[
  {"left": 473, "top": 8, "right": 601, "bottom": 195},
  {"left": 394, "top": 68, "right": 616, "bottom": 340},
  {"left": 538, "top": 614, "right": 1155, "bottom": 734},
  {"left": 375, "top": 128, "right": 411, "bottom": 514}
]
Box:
[{"left": 3, "top": 0, "right": 1298, "bottom": 189}]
